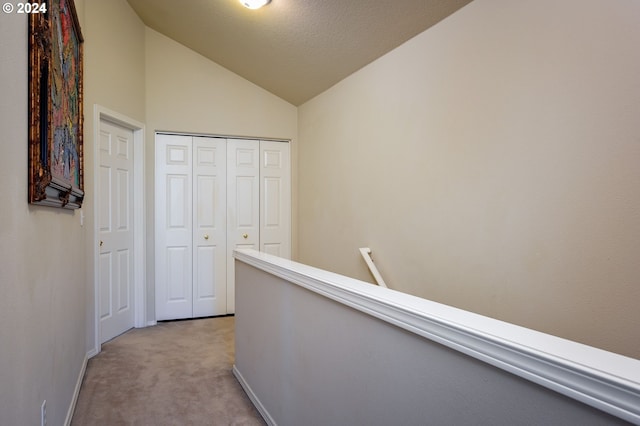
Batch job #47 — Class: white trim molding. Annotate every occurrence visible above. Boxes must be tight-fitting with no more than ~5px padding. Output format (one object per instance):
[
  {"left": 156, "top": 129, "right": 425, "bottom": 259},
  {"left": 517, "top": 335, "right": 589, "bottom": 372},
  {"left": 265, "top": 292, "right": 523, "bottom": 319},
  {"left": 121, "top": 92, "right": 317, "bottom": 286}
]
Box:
[
  {"left": 234, "top": 249, "right": 640, "bottom": 424},
  {"left": 64, "top": 353, "right": 88, "bottom": 426},
  {"left": 233, "top": 366, "right": 277, "bottom": 426}
]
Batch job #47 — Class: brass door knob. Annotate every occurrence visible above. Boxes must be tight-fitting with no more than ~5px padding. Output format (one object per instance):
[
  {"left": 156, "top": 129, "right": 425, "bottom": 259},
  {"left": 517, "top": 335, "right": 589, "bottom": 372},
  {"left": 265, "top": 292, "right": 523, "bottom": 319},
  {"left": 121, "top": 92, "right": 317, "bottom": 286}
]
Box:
[
  {"left": 204, "top": 234, "right": 209, "bottom": 240},
  {"left": 242, "top": 233, "right": 248, "bottom": 239}
]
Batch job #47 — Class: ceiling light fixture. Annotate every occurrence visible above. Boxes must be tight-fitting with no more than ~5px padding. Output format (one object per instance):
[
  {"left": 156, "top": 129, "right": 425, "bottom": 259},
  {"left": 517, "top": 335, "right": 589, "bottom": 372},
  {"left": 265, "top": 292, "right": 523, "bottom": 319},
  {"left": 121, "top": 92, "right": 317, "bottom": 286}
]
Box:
[{"left": 240, "top": 0, "right": 271, "bottom": 9}]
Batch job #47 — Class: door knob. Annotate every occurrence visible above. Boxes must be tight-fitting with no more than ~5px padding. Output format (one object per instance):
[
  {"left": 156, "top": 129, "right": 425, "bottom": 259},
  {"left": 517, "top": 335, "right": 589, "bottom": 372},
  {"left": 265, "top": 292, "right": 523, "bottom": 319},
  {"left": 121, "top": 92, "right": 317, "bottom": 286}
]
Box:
[
  {"left": 243, "top": 233, "right": 248, "bottom": 239},
  {"left": 204, "top": 234, "right": 209, "bottom": 240},
  {"left": 100, "top": 240, "right": 103, "bottom": 247}
]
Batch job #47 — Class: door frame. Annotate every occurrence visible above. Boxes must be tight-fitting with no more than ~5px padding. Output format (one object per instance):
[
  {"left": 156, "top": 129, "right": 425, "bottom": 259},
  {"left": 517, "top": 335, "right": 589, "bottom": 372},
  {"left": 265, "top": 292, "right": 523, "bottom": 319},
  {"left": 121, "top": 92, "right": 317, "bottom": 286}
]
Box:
[{"left": 92, "top": 105, "right": 146, "bottom": 355}]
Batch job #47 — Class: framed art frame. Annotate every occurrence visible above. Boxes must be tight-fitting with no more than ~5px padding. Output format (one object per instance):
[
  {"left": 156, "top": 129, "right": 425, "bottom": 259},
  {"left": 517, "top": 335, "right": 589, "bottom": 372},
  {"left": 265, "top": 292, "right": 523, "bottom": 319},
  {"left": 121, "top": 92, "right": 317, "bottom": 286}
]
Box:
[{"left": 29, "top": 0, "right": 84, "bottom": 209}]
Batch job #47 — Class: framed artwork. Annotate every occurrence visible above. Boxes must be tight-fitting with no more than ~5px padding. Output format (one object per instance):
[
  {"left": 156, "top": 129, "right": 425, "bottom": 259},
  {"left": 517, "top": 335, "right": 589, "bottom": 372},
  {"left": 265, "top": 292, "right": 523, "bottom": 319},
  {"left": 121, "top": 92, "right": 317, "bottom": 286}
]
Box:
[{"left": 29, "top": 0, "right": 84, "bottom": 209}]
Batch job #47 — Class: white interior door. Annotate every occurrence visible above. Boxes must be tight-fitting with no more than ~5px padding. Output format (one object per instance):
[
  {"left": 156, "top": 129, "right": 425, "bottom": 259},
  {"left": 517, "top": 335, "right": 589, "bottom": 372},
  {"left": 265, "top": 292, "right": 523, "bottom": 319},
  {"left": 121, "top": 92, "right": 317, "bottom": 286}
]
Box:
[
  {"left": 98, "top": 119, "right": 135, "bottom": 342},
  {"left": 192, "top": 137, "right": 227, "bottom": 317},
  {"left": 227, "top": 139, "right": 260, "bottom": 313},
  {"left": 155, "top": 134, "right": 193, "bottom": 320},
  {"left": 260, "top": 140, "right": 291, "bottom": 258}
]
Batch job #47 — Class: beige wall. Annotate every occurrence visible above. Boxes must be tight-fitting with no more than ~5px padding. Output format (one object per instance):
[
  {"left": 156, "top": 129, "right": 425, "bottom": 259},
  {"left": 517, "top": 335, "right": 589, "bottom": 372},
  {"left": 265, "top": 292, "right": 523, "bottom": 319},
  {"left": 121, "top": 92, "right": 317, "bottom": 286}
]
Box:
[
  {"left": 298, "top": 0, "right": 640, "bottom": 358},
  {"left": 0, "top": 2, "right": 87, "bottom": 424},
  {"left": 83, "top": 0, "right": 146, "bottom": 121},
  {"left": 144, "top": 28, "right": 298, "bottom": 320}
]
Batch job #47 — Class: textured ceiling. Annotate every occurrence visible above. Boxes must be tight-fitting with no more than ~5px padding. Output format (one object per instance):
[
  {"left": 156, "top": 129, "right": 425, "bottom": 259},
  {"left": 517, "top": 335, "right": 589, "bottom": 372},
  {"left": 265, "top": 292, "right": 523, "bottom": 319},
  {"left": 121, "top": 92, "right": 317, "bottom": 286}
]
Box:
[{"left": 126, "top": 0, "right": 473, "bottom": 105}]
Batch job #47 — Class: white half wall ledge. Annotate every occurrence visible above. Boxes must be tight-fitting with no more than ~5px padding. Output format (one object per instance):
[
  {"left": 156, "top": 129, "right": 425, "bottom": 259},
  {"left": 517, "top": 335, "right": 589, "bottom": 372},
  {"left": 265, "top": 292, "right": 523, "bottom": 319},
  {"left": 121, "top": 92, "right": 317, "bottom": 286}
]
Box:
[{"left": 233, "top": 249, "right": 640, "bottom": 425}]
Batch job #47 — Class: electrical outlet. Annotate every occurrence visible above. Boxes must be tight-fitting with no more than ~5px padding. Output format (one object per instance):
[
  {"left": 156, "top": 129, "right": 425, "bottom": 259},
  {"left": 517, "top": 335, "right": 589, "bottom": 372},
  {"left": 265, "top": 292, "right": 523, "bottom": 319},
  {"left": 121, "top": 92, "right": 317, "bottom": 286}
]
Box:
[{"left": 41, "top": 400, "right": 46, "bottom": 426}]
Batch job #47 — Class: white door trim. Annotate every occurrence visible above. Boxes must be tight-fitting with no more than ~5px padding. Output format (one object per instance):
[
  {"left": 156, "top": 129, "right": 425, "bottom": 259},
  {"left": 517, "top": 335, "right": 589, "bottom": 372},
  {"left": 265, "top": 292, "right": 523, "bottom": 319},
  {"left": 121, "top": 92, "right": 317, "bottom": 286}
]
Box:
[{"left": 92, "top": 105, "right": 146, "bottom": 355}]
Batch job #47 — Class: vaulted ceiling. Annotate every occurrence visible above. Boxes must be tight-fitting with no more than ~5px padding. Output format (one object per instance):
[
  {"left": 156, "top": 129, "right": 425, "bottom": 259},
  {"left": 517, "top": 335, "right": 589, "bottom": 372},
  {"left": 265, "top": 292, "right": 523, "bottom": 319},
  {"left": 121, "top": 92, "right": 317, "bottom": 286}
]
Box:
[{"left": 126, "top": 0, "right": 473, "bottom": 106}]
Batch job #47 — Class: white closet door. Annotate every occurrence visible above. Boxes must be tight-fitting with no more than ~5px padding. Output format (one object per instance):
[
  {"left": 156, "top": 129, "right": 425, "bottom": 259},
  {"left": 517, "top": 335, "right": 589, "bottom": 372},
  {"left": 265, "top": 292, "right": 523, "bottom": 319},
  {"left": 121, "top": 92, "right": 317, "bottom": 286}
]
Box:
[
  {"left": 156, "top": 135, "right": 291, "bottom": 319},
  {"left": 192, "top": 137, "right": 227, "bottom": 317},
  {"left": 155, "top": 134, "right": 193, "bottom": 320},
  {"left": 260, "top": 140, "right": 291, "bottom": 259},
  {"left": 227, "top": 139, "right": 260, "bottom": 313}
]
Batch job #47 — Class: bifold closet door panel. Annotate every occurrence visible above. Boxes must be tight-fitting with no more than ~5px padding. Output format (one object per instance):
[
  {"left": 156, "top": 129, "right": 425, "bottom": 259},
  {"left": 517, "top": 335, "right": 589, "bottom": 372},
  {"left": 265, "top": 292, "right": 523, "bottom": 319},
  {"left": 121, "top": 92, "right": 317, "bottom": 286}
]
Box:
[
  {"left": 227, "top": 139, "right": 260, "bottom": 313},
  {"left": 192, "top": 137, "right": 227, "bottom": 317},
  {"left": 155, "top": 134, "right": 193, "bottom": 320},
  {"left": 260, "top": 140, "right": 291, "bottom": 259}
]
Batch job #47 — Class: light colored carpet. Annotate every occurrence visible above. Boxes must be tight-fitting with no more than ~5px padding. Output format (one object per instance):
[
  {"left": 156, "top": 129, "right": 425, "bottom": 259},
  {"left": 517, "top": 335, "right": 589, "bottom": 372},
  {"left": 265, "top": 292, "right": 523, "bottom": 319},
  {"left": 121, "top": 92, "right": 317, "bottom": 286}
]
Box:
[{"left": 71, "top": 316, "right": 265, "bottom": 425}]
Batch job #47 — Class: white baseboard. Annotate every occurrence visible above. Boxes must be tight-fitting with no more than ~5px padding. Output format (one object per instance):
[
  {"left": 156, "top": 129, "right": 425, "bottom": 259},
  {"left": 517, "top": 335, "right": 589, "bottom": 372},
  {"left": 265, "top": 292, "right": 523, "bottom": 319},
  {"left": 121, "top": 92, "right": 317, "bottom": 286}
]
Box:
[
  {"left": 146, "top": 320, "right": 157, "bottom": 327},
  {"left": 64, "top": 353, "right": 88, "bottom": 426},
  {"left": 233, "top": 365, "right": 276, "bottom": 426}
]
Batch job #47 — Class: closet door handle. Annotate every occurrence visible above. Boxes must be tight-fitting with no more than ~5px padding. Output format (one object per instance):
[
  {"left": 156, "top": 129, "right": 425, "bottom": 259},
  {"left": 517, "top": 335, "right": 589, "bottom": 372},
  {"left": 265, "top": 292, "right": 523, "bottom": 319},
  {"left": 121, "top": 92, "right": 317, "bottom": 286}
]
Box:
[
  {"left": 204, "top": 234, "right": 209, "bottom": 240},
  {"left": 242, "top": 233, "right": 248, "bottom": 239}
]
